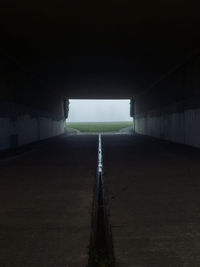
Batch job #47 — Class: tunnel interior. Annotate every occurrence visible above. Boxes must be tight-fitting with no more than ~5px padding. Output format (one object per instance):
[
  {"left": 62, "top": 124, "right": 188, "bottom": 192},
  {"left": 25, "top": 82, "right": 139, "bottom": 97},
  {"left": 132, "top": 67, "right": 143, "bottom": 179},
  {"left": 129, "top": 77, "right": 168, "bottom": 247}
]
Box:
[
  {"left": 1, "top": 2, "right": 200, "bottom": 266},
  {"left": 0, "top": 1, "right": 200, "bottom": 149}
]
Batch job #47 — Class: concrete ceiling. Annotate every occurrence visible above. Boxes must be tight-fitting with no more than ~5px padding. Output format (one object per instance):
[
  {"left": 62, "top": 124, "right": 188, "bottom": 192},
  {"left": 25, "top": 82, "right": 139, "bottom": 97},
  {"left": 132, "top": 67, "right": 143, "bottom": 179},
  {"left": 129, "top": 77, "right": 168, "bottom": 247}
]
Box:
[{"left": 0, "top": 0, "right": 199, "bottom": 98}]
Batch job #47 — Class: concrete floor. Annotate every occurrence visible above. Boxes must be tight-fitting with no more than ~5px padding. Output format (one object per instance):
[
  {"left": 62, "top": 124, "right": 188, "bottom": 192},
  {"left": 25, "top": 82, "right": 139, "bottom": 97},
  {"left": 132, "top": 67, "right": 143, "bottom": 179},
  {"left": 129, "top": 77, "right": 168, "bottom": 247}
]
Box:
[
  {"left": 1, "top": 134, "right": 200, "bottom": 267},
  {"left": 0, "top": 135, "right": 97, "bottom": 267},
  {"left": 103, "top": 135, "right": 200, "bottom": 267}
]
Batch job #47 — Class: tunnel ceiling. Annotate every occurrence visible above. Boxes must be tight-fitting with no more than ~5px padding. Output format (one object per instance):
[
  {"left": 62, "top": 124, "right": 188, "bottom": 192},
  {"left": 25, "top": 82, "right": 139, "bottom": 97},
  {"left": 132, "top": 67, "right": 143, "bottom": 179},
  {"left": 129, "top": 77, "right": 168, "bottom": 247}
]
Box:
[{"left": 0, "top": 1, "right": 200, "bottom": 98}]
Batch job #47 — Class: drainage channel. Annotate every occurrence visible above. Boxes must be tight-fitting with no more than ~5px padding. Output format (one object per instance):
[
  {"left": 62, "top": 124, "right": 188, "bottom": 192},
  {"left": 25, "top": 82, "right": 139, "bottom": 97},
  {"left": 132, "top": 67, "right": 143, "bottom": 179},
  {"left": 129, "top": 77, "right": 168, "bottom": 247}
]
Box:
[{"left": 87, "top": 134, "right": 115, "bottom": 267}]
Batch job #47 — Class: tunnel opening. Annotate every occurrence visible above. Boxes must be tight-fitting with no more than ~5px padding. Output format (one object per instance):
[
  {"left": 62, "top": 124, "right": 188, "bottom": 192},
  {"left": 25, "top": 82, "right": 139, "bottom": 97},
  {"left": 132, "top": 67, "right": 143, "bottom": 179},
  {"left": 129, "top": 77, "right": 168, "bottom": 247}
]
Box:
[{"left": 66, "top": 99, "right": 133, "bottom": 134}]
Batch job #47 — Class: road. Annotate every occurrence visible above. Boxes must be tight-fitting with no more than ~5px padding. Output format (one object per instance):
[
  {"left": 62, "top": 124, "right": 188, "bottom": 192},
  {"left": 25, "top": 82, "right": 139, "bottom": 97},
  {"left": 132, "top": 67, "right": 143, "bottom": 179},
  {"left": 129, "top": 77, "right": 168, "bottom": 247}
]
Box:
[
  {"left": 1, "top": 134, "right": 200, "bottom": 266},
  {"left": 0, "top": 135, "right": 97, "bottom": 267},
  {"left": 103, "top": 135, "right": 200, "bottom": 267}
]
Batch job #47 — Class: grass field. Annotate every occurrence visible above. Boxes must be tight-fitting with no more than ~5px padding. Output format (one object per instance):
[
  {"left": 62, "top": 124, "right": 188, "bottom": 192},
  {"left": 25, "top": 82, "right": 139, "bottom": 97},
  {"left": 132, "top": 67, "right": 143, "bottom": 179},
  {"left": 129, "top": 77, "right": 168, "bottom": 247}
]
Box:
[{"left": 66, "top": 121, "right": 133, "bottom": 132}]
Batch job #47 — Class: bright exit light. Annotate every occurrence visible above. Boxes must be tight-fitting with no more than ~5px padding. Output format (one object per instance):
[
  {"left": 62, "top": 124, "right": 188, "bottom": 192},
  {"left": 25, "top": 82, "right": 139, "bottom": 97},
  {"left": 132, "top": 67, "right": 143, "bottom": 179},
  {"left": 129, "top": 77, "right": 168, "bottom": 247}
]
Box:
[{"left": 67, "top": 99, "right": 132, "bottom": 122}]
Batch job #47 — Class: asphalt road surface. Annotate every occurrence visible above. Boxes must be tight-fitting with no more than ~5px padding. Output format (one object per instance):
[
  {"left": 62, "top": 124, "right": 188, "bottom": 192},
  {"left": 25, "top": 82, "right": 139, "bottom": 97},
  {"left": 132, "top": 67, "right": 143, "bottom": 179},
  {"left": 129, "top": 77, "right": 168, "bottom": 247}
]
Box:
[
  {"left": 0, "top": 135, "right": 97, "bottom": 267},
  {"left": 103, "top": 135, "right": 200, "bottom": 267},
  {"left": 1, "top": 134, "right": 200, "bottom": 267}
]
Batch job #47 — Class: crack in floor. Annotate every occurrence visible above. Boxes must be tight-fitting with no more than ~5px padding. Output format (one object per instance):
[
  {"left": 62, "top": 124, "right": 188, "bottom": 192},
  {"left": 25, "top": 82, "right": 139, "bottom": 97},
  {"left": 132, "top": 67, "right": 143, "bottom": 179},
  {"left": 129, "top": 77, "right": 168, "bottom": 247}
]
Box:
[{"left": 87, "top": 134, "right": 115, "bottom": 267}]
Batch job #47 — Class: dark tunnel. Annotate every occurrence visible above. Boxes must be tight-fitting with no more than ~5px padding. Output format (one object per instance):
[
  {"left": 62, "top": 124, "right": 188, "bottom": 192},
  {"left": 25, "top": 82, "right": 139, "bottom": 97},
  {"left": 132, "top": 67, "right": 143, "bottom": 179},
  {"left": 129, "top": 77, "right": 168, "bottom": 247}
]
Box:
[
  {"left": 1, "top": 1, "right": 200, "bottom": 148},
  {"left": 0, "top": 1, "right": 200, "bottom": 266}
]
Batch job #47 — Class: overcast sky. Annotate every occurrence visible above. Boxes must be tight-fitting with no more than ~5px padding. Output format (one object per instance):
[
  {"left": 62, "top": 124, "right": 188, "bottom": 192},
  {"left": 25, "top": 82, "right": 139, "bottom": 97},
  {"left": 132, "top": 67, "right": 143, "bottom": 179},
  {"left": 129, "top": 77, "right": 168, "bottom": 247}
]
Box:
[{"left": 67, "top": 99, "right": 132, "bottom": 122}]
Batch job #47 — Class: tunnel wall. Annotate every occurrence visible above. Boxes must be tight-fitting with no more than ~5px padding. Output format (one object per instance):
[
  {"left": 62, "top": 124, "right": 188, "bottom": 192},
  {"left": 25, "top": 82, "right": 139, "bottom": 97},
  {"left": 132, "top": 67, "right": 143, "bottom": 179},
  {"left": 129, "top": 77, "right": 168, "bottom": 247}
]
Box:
[
  {"left": 0, "top": 56, "right": 65, "bottom": 150},
  {"left": 134, "top": 55, "right": 200, "bottom": 148},
  {"left": 0, "top": 101, "right": 65, "bottom": 150}
]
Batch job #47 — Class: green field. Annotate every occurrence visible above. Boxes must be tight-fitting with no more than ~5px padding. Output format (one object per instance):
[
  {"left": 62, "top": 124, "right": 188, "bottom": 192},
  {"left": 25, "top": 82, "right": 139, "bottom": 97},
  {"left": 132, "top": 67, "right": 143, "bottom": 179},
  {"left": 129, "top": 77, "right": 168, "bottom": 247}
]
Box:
[{"left": 66, "top": 121, "right": 133, "bottom": 132}]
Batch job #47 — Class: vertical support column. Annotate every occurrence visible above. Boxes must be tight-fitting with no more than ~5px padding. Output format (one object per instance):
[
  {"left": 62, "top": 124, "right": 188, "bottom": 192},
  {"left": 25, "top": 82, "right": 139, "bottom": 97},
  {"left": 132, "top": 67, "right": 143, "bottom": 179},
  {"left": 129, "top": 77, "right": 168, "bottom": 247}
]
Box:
[{"left": 130, "top": 99, "right": 135, "bottom": 132}]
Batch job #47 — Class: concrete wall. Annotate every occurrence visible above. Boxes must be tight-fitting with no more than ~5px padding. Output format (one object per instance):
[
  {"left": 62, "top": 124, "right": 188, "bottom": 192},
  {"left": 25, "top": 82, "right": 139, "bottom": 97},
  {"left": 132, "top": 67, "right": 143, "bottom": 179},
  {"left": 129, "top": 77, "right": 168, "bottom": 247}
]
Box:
[
  {"left": 0, "top": 55, "right": 65, "bottom": 150},
  {"left": 0, "top": 101, "right": 65, "bottom": 150},
  {"left": 134, "top": 55, "right": 200, "bottom": 148},
  {"left": 135, "top": 103, "right": 200, "bottom": 148}
]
